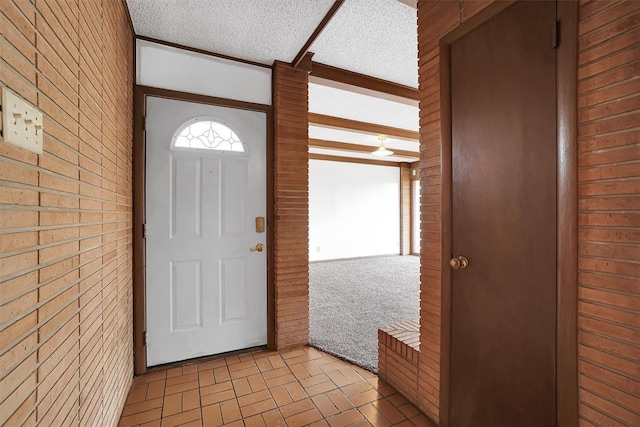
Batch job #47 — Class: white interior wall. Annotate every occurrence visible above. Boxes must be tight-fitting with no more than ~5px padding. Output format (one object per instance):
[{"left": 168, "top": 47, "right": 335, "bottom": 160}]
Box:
[
  {"left": 412, "top": 180, "right": 420, "bottom": 254},
  {"left": 136, "top": 39, "right": 272, "bottom": 105},
  {"left": 309, "top": 160, "right": 400, "bottom": 261}
]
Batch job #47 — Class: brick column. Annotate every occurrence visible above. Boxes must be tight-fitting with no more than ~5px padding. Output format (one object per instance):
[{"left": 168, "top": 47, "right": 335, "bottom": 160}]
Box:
[{"left": 272, "top": 62, "right": 309, "bottom": 349}]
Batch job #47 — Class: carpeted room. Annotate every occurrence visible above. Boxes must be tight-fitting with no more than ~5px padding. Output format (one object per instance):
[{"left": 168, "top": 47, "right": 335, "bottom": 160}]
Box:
[
  {"left": 309, "top": 255, "right": 420, "bottom": 371},
  {"left": 308, "top": 158, "right": 420, "bottom": 372}
]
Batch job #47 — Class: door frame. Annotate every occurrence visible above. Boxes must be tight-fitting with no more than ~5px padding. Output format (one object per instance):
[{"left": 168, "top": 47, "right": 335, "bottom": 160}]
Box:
[
  {"left": 133, "top": 85, "right": 275, "bottom": 375},
  {"left": 437, "top": 1, "right": 578, "bottom": 426}
]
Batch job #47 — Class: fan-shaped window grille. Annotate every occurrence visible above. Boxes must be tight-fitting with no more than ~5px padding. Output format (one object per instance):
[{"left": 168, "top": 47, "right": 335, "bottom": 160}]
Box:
[{"left": 172, "top": 119, "right": 245, "bottom": 153}]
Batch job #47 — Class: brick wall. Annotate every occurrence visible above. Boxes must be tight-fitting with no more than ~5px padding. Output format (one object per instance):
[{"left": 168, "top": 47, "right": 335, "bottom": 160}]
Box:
[
  {"left": 413, "top": 0, "right": 640, "bottom": 424},
  {"left": 272, "top": 62, "right": 309, "bottom": 349},
  {"left": 1, "top": 0, "right": 134, "bottom": 425},
  {"left": 576, "top": 1, "right": 640, "bottom": 425}
]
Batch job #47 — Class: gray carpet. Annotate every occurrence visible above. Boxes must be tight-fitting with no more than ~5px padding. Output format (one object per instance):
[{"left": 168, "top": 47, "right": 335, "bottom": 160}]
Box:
[{"left": 309, "top": 255, "right": 420, "bottom": 373}]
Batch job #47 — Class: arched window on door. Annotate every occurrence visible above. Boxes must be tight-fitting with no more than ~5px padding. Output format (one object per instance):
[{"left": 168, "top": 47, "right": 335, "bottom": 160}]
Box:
[{"left": 172, "top": 118, "right": 246, "bottom": 153}]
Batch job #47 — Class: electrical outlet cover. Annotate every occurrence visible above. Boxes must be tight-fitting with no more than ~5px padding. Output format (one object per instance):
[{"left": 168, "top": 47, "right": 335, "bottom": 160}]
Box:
[{"left": 2, "top": 88, "right": 44, "bottom": 154}]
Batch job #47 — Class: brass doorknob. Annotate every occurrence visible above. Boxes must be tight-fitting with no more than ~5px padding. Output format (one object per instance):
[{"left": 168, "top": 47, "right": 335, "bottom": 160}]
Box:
[
  {"left": 449, "top": 256, "right": 469, "bottom": 270},
  {"left": 250, "top": 243, "right": 264, "bottom": 252}
]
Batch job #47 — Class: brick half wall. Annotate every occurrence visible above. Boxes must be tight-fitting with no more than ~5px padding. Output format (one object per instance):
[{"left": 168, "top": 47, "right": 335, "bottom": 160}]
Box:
[{"left": 378, "top": 319, "right": 420, "bottom": 408}]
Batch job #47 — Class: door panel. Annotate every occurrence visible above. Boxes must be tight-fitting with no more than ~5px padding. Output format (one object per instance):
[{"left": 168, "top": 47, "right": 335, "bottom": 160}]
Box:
[
  {"left": 171, "top": 157, "right": 202, "bottom": 238},
  {"left": 170, "top": 260, "right": 202, "bottom": 330},
  {"left": 221, "top": 159, "right": 247, "bottom": 236},
  {"left": 220, "top": 257, "right": 248, "bottom": 322},
  {"left": 450, "top": 1, "right": 557, "bottom": 425},
  {"left": 146, "top": 96, "right": 267, "bottom": 366}
]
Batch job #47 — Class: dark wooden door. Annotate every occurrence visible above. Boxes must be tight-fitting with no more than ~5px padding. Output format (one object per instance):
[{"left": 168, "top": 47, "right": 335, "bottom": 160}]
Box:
[{"left": 450, "top": 1, "right": 557, "bottom": 425}]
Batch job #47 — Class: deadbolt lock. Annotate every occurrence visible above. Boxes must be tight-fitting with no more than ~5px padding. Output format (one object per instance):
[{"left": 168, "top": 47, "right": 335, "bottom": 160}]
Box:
[
  {"left": 255, "top": 217, "right": 265, "bottom": 233},
  {"left": 449, "top": 255, "right": 469, "bottom": 270}
]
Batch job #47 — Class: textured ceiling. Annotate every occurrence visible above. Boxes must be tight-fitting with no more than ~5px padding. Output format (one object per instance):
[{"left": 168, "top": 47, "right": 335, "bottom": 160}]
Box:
[
  {"left": 127, "top": 0, "right": 418, "bottom": 86},
  {"left": 310, "top": 0, "right": 418, "bottom": 87},
  {"left": 126, "top": 0, "right": 335, "bottom": 64}
]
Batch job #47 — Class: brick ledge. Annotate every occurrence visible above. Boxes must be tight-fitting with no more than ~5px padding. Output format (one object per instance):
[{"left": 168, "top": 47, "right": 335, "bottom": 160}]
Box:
[
  {"left": 379, "top": 318, "right": 420, "bottom": 360},
  {"left": 378, "top": 318, "right": 420, "bottom": 408}
]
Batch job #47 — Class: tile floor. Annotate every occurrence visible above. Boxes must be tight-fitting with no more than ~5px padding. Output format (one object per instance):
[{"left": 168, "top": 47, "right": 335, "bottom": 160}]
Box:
[{"left": 119, "top": 346, "right": 435, "bottom": 427}]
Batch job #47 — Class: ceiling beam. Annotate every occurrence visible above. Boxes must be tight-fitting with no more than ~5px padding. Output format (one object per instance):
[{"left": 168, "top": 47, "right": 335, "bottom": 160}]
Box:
[
  {"left": 308, "top": 113, "right": 420, "bottom": 141},
  {"left": 309, "top": 138, "right": 419, "bottom": 159},
  {"left": 297, "top": 52, "right": 315, "bottom": 72},
  {"left": 310, "top": 62, "right": 419, "bottom": 101},
  {"left": 309, "top": 153, "right": 401, "bottom": 167},
  {"left": 292, "top": 0, "right": 345, "bottom": 68}
]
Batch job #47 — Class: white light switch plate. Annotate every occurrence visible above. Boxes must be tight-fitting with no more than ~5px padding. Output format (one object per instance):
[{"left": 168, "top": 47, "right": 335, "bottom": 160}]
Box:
[{"left": 2, "top": 87, "right": 44, "bottom": 154}]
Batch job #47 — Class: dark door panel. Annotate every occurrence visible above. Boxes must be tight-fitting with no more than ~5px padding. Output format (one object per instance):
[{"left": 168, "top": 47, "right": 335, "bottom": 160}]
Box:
[{"left": 450, "top": 1, "right": 557, "bottom": 425}]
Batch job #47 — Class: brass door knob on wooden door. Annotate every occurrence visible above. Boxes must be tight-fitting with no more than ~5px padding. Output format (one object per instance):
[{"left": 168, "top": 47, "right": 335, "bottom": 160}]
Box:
[
  {"left": 250, "top": 243, "right": 264, "bottom": 252},
  {"left": 450, "top": 256, "right": 469, "bottom": 270}
]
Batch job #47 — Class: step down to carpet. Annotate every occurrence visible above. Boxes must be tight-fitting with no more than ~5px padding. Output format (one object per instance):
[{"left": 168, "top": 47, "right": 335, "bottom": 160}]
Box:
[{"left": 378, "top": 319, "right": 420, "bottom": 407}]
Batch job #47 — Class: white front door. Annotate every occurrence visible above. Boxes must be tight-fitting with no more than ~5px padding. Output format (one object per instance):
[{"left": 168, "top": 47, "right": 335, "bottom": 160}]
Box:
[{"left": 145, "top": 96, "right": 267, "bottom": 367}]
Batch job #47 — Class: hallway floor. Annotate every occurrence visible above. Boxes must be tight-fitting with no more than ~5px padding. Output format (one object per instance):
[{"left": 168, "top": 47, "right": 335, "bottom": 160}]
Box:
[{"left": 119, "top": 346, "right": 433, "bottom": 427}]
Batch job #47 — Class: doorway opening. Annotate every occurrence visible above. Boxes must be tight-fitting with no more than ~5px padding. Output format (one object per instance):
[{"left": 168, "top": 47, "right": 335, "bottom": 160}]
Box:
[
  {"left": 306, "top": 78, "right": 421, "bottom": 371},
  {"left": 308, "top": 159, "right": 419, "bottom": 371}
]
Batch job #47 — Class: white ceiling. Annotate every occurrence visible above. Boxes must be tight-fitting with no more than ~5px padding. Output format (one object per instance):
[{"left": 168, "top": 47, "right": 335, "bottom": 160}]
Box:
[
  {"left": 126, "top": 0, "right": 418, "bottom": 87},
  {"left": 127, "top": 0, "right": 335, "bottom": 64},
  {"left": 309, "top": 127, "right": 418, "bottom": 152},
  {"left": 309, "top": 83, "right": 419, "bottom": 131},
  {"left": 308, "top": 81, "right": 419, "bottom": 163},
  {"left": 309, "top": 126, "right": 419, "bottom": 163},
  {"left": 309, "top": 147, "right": 413, "bottom": 163},
  {"left": 309, "top": 0, "right": 418, "bottom": 87}
]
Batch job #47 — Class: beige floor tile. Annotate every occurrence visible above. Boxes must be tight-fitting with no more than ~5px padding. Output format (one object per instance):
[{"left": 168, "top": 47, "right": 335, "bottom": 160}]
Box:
[{"left": 120, "top": 347, "right": 430, "bottom": 427}]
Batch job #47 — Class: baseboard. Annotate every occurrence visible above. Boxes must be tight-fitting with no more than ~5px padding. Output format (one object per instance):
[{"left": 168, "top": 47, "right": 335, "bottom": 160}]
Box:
[{"left": 309, "top": 253, "right": 403, "bottom": 264}]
